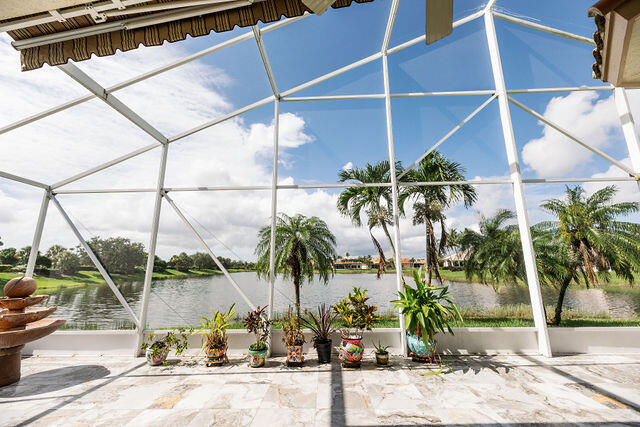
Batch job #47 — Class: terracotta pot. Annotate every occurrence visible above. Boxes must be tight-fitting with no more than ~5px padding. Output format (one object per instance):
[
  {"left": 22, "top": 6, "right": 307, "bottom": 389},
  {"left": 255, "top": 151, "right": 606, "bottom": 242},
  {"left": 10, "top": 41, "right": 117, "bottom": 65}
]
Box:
[
  {"left": 286, "top": 344, "right": 304, "bottom": 366},
  {"left": 315, "top": 339, "right": 332, "bottom": 364},
  {"left": 205, "top": 345, "right": 228, "bottom": 366},
  {"left": 248, "top": 347, "right": 267, "bottom": 368},
  {"left": 407, "top": 333, "right": 437, "bottom": 362},
  {"left": 145, "top": 347, "right": 168, "bottom": 366},
  {"left": 375, "top": 352, "right": 389, "bottom": 366},
  {"left": 339, "top": 334, "right": 364, "bottom": 367}
]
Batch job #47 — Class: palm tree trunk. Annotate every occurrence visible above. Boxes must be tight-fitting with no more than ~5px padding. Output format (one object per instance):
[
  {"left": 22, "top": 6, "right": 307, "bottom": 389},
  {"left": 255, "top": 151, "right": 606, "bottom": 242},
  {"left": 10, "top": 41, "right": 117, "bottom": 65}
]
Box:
[
  {"left": 369, "top": 223, "right": 386, "bottom": 279},
  {"left": 578, "top": 240, "right": 598, "bottom": 287},
  {"left": 438, "top": 218, "right": 447, "bottom": 256},
  {"left": 380, "top": 219, "right": 396, "bottom": 264},
  {"left": 425, "top": 222, "right": 430, "bottom": 274},
  {"left": 424, "top": 215, "right": 443, "bottom": 284},
  {"left": 294, "top": 275, "right": 301, "bottom": 320},
  {"left": 552, "top": 276, "right": 572, "bottom": 326}
]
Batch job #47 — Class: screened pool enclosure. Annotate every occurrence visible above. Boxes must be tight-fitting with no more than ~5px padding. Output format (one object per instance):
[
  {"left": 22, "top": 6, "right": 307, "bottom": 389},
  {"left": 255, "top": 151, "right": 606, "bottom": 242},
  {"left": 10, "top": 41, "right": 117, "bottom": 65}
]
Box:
[{"left": 1, "top": 0, "right": 639, "bottom": 358}]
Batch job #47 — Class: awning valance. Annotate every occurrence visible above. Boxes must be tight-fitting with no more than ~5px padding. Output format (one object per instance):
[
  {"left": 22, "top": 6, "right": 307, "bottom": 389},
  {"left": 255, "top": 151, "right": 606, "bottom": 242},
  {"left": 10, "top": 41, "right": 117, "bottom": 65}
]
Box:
[{"left": 3, "top": 0, "right": 372, "bottom": 71}]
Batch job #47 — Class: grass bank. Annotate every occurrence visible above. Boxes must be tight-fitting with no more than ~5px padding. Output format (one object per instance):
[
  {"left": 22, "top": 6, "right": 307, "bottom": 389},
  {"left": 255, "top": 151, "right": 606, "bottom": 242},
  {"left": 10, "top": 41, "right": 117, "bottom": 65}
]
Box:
[{"left": 0, "top": 268, "right": 251, "bottom": 294}]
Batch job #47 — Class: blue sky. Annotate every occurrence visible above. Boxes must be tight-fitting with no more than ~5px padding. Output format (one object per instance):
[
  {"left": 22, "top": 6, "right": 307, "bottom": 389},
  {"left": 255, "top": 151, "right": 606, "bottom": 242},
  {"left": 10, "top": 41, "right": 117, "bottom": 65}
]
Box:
[{"left": 0, "top": 0, "right": 638, "bottom": 263}]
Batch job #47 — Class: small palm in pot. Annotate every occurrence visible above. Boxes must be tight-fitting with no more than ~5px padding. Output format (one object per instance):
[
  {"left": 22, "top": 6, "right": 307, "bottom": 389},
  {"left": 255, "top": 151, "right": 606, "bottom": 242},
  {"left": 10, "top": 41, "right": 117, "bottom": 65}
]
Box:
[{"left": 301, "top": 303, "right": 337, "bottom": 364}]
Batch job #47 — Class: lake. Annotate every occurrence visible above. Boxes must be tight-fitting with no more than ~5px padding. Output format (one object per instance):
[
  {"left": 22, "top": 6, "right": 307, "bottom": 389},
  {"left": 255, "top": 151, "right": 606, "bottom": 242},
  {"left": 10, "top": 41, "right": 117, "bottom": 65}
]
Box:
[{"left": 45, "top": 272, "right": 640, "bottom": 329}]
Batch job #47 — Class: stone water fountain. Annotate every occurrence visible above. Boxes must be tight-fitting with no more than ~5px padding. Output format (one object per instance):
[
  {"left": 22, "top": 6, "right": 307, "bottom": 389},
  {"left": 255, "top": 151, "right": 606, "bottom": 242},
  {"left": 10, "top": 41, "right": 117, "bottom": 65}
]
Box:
[{"left": 0, "top": 277, "right": 65, "bottom": 387}]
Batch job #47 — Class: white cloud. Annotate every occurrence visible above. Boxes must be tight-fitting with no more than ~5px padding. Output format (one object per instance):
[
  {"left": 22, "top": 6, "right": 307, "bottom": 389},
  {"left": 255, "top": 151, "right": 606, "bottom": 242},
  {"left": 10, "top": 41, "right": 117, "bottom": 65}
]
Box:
[
  {"left": 521, "top": 91, "right": 621, "bottom": 177},
  {"left": 341, "top": 161, "right": 353, "bottom": 171}
]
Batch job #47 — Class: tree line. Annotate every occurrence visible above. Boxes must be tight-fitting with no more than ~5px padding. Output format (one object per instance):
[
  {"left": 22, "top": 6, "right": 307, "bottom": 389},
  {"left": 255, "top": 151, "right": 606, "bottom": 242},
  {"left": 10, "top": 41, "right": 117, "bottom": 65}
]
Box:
[{"left": 0, "top": 236, "right": 254, "bottom": 277}]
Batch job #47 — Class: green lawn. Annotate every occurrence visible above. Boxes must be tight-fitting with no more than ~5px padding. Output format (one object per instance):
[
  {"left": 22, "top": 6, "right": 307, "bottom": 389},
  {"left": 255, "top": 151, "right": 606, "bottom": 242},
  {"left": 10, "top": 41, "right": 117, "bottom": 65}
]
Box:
[{"left": 0, "top": 268, "right": 231, "bottom": 294}]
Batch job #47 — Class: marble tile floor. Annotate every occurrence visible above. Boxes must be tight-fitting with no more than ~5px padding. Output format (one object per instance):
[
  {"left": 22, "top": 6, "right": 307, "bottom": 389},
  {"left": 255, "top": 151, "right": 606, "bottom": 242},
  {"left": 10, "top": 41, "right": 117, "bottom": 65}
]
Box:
[{"left": 1, "top": 353, "right": 640, "bottom": 426}]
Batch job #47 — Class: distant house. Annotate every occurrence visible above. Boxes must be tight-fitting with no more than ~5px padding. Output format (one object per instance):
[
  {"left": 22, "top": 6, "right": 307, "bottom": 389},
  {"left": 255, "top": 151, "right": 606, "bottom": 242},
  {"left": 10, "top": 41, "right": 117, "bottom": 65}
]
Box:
[
  {"left": 334, "top": 259, "right": 370, "bottom": 270},
  {"left": 413, "top": 259, "right": 426, "bottom": 269},
  {"left": 440, "top": 250, "right": 469, "bottom": 268}
]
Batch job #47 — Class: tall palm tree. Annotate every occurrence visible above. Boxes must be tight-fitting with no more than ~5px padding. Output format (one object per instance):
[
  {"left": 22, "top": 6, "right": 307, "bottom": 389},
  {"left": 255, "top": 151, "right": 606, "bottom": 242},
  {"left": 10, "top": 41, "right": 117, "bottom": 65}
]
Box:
[
  {"left": 337, "top": 160, "right": 407, "bottom": 277},
  {"left": 539, "top": 185, "right": 640, "bottom": 322},
  {"left": 255, "top": 213, "right": 337, "bottom": 319},
  {"left": 405, "top": 151, "right": 477, "bottom": 283}
]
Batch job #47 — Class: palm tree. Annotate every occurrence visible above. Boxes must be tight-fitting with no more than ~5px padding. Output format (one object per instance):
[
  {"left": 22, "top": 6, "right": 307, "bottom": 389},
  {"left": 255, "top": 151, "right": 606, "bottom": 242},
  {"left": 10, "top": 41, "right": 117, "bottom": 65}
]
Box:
[
  {"left": 337, "top": 161, "right": 407, "bottom": 277},
  {"left": 255, "top": 213, "right": 337, "bottom": 319},
  {"left": 459, "top": 209, "right": 523, "bottom": 287},
  {"left": 539, "top": 185, "right": 640, "bottom": 323},
  {"left": 405, "top": 151, "right": 477, "bottom": 283}
]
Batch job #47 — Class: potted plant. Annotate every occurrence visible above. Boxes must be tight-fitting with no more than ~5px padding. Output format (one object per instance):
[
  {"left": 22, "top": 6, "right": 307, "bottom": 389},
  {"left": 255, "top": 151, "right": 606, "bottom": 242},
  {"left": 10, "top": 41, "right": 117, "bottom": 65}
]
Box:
[
  {"left": 282, "top": 307, "right": 305, "bottom": 366},
  {"left": 372, "top": 341, "right": 390, "bottom": 366},
  {"left": 243, "top": 305, "right": 272, "bottom": 368},
  {"left": 392, "top": 268, "right": 461, "bottom": 363},
  {"left": 333, "top": 286, "right": 379, "bottom": 368},
  {"left": 301, "top": 303, "right": 337, "bottom": 364},
  {"left": 140, "top": 329, "right": 190, "bottom": 366},
  {"left": 193, "top": 304, "right": 236, "bottom": 366}
]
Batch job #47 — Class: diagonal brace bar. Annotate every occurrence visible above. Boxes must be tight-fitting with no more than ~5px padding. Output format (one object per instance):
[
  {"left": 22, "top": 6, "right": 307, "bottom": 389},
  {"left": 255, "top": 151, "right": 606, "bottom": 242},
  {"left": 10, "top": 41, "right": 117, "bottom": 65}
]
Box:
[
  {"left": 50, "top": 195, "right": 141, "bottom": 327},
  {"left": 0, "top": 170, "right": 49, "bottom": 189},
  {"left": 163, "top": 192, "right": 257, "bottom": 310},
  {"left": 252, "top": 26, "right": 279, "bottom": 98},
  {"left": 58, "top": 63, "right": 169, "bottom": 144},
  {"left": 398, "top": 94, "right": 497, "bottom": 179},
  {"left": 508, "top": 96, "right": 637, "bottom": 177}
]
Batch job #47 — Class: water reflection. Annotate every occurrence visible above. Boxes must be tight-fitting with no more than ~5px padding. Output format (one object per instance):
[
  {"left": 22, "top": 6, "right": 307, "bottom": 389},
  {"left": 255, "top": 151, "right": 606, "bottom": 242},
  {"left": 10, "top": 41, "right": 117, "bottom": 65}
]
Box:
[{"left": 44, "top": 272, "right": 640, "bottom": 329}]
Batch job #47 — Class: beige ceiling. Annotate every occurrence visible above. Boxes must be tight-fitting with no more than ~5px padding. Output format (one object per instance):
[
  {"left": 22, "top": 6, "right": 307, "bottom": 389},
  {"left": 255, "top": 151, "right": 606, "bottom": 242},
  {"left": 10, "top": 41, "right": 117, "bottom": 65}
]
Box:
[{"left": 0, "top": 1, "right": 91, "bottom": 21}]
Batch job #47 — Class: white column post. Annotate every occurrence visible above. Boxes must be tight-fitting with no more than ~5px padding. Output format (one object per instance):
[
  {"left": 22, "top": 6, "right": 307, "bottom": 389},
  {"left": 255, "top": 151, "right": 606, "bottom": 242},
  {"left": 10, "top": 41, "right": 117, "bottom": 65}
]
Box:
[
  {"left": 382, "top": 54, "right": 407, "bottom": 355},
  {"left": 614, "top": 87, "right": 640, "bottom": 190},
  {"left": 484, "top": 10, "right": 552, "bottom": 357},
  {"left": 25, "top": 190, "right": 50, "bottom": 277},
  {"left": 267, "top": 100, "right": 279, "bottom": 355},
  {"left": 135, "top": 143, "right": 169, "bottom": 355}
]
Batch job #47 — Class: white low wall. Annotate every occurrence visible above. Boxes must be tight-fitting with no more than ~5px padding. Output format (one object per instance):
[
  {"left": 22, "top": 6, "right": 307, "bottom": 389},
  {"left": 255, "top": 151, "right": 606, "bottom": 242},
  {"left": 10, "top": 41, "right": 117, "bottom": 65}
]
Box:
[{"left": 22, "top": 327, "right": 640, "bottom": 357}]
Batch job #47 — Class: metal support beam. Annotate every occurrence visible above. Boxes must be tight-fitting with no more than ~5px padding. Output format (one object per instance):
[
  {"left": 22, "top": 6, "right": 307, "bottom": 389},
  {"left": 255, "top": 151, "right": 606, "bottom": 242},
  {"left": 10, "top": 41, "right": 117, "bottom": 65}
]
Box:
[
  {"left": 52, "top": 142, "right": 162, "bottom": 189},
  {"left": 509, "top": 96, "right": 637, "bottom": 178},
  {"left": 397, "top": 94, "right": 497, "bottom": 180},
  {"left": 50, "top": 195, "right": 141, "bottom": 327},
  {"left": 613, "top": 87, "right": 640, "bottom": 190},
  {"left": 493, "top": 11, "right": 595, "bottom": 46},
  {"left": 267, "top": 100, "right": 279, "bottom": 356},
  {"left": 163, "top": 192, "right": 257, "bottom": 310},
  {"left": 135, "top": 143, "right": 169, "bottom": 355},
  {"left": 25, "top": 191, "right": 51, "bottom": 277},
  {"left": 0, "top": 170, "right": 49, "bottom": 189},
  {"left": 382, "top": 0, "right": 407, "bottom": 354},
  {"left": 252, "top": 26, "right": 280, "bottom": 98},
  {"left": 484, "top": 10, "right": 552, "bottom": 357},
  {"left": 59, "top": 63, "right": 169, "bottom": 144}
]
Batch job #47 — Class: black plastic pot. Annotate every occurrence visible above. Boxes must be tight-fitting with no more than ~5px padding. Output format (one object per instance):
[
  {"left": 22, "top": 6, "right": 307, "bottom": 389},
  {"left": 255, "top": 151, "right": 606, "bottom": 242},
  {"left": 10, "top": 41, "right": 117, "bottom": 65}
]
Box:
[{"left": 316, "top": 339, "right": 332, "bottom": 364}]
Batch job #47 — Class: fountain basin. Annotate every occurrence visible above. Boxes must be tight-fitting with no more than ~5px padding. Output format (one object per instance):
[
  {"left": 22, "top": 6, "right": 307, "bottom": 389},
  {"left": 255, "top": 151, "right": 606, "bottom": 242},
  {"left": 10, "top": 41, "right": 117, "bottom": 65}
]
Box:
[
  {"left": 0, "top": 318, "right": 66, "bottom": 349},
  {"left": 0, "top": 295, "right": 49, "bottom": 311},
  {"left": 0, "top": 307, "right": 58, "bottom": 330}
]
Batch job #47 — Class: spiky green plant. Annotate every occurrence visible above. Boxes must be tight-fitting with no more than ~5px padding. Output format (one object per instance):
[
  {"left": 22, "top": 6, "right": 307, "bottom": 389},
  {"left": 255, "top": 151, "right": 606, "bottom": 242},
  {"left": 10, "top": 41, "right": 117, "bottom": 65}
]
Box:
[{"left": 391, "top": 268, "right": 462, "bottom": 349}]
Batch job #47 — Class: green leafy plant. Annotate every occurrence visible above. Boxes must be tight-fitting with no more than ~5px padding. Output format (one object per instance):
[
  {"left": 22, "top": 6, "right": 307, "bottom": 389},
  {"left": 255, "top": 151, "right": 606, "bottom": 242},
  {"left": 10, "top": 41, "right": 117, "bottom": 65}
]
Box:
[
  {"left": 301, "top": 303, "right": 337, "bottom": 347},
  {"left": 192, "top": 304, "right": 236, "bottom": 351},
  {"left": 140, "top": 328, "right": 190, "bottom": 365},
  {"left": 391, "top": 268, "right": 462, "bottom": 349},
  {"left": 282, "top": 307, "right": 305, "bottom": 346},
  {"left": 371, "top": 340, "right": 390, "bottom": 355},
  {"left": 333, "top": 287, "right": 379, "bottom": 337},
  {"left": 243, "top": 305, "right": 272, "bottom": 351}
]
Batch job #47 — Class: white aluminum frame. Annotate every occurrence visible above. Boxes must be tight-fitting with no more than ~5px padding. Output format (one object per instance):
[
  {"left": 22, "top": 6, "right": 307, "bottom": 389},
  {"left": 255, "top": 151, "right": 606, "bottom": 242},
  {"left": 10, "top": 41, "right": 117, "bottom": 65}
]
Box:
[{"left": 2, "top": 2, "right": 639, "bottom": 357}]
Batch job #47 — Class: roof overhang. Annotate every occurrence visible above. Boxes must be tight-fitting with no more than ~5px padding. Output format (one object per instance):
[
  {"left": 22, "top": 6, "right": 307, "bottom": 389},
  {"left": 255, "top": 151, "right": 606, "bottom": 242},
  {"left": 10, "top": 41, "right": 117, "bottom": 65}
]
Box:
[
  {"left": 0, "top": 0, "right": 372, "bottom": 71},
  {"left": 589, "top": 0, "right": 640, "bottom": 87}
]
